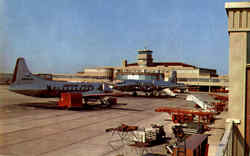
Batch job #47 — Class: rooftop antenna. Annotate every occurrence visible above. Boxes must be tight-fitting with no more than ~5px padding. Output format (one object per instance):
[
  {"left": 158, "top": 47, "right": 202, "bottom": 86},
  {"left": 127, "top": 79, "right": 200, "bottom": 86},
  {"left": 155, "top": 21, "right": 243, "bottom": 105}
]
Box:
[{"left": 144, "top": 41, "right": 151, "bottom": 50}]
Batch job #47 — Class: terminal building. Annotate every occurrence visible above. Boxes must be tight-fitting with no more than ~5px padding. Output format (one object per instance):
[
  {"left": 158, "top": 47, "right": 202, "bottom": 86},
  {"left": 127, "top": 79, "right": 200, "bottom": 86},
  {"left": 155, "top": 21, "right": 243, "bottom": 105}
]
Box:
[
  {"left": 52, "top": 48, "right": 228, "bottom": 92},
  {"left": 0, "top": 48, "right": 228, "bottom": 92}
]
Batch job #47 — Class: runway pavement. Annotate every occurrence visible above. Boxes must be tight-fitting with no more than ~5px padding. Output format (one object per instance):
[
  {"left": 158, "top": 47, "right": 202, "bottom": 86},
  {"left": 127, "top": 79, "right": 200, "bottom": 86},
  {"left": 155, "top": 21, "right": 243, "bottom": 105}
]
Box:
[{"left": 0, "top": 85, "right": 225, "bottom": 156}]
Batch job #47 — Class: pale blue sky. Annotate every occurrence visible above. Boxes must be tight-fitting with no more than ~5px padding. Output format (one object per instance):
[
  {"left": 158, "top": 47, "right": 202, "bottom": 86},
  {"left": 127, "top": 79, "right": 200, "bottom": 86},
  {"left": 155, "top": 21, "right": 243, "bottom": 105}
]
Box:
[{"left": 0, "top": 0, "right": 245, "bottom": 75}]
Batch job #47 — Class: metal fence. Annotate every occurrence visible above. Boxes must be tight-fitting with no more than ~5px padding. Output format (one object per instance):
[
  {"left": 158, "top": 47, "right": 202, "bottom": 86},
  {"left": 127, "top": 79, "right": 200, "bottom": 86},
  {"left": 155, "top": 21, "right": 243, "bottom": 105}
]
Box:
[
  {"left": 216, "top": 122, "right": 247, "bottom": 156},
  {"left": 216, "top": 122, "right": 233, "bottom": 156}
]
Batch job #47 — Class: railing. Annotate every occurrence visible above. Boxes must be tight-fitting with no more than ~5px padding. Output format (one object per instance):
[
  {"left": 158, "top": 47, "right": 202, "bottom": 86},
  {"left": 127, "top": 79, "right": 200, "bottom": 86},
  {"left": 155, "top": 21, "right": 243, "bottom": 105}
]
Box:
[
  {"left": 186, "top": 95, "right": 212, "bottom": 110},
  {"left": 216, "top": 122, "right": 247, "bottom": 156},
  {"left": 177, "top": 78, "right": 228, "bottom": 83},
  {"left": 216, "top": 122, "right": 233, "bottom": 156}
]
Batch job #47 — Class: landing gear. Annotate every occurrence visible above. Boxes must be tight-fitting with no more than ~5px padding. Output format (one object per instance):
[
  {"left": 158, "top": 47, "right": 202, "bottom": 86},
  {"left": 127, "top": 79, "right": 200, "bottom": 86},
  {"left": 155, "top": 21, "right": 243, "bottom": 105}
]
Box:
[
  {"left": 101, "top": 97, "right": 117, "bottom": 105},
  {"left": 154, "top": 91, "right": 161, "bottom": 96},
  {"left": 149, "top": 92, "right": 154, "bottom": 96},
  {"left": 84, "top": 98, "right": 88, "bottom": 105},
  {"left": 149, "top": 91, "right": 160, "bottom": 97},
  {"left": 132, "top": 91, "right": 137, "bottom": 96}
]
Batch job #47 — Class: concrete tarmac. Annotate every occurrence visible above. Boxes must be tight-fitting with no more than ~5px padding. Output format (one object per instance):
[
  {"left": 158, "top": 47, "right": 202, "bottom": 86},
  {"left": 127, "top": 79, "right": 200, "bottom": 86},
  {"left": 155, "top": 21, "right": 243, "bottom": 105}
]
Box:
[{"left": 0, "top": 85, "right": 225, "bottom": 156}]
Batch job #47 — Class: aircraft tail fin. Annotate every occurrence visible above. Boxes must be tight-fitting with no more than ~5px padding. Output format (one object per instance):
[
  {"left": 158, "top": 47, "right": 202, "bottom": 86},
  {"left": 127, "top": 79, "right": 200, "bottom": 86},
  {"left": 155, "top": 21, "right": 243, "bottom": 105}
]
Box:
[
  {"left": 11, "top": 57, "right": 34, "bottom": 83},
  {"left": 169, "top": 71, "right": 177, "bottom": 84}
]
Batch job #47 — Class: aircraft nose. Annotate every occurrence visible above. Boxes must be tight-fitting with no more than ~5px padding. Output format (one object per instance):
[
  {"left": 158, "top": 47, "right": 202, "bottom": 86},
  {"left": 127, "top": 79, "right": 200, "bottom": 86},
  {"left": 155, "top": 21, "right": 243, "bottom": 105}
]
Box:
[
  {"left": 106, "top": 85, "right": 113, "bottom": 92},
  {"left": 8, "top": 84, "right": 19, "bottom": 93},
  {"left": 113, "top": 83, "right": 125, "bottom": 90},
  {"left": 103, "top": 83, "right": 113, "bottom": 92}
]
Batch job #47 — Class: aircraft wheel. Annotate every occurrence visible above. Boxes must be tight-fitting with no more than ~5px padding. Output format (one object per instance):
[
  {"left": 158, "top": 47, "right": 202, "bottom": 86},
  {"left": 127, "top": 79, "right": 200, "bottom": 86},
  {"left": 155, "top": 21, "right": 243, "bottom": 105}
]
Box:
[{"left": 152, "top": 91, "right": 158, "bottom": 96}]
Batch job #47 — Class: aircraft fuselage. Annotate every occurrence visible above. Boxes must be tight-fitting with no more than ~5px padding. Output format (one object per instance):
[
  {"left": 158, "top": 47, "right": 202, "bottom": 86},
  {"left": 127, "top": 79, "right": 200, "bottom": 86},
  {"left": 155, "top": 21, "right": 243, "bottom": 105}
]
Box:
[
  {"left": 114, "top": 79, "right": 177, "bottom": 92},
  {"left": 9, "top": 80, "right": 106, "bottom": 98}
]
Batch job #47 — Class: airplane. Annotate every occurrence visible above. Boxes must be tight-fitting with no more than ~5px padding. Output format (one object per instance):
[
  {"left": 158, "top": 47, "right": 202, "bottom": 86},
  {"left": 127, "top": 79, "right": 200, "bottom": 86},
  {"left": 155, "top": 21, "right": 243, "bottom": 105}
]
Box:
[
  {"left": 8, "top": 57, "right": 113, "bottom": 104},
  {"left": 111, "top": 71, "right": 186, "bottom": 96}
]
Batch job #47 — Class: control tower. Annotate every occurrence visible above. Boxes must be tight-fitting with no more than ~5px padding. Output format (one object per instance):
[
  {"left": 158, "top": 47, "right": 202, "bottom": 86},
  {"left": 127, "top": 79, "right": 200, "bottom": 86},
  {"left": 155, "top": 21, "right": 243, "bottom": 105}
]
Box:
[{"left": 137, "top": 48, "right": 153, "bottom": 67}]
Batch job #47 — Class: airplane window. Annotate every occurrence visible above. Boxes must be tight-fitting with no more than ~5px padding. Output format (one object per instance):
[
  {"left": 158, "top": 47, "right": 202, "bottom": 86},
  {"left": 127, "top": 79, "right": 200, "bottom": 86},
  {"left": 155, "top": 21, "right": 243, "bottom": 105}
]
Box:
[
  {"left": 87, "top": 85, "right": 90, "bottom": 91},
  {"left": 86, "top": 86, "right": 89, "bottom": 91},
  {"left": 84, "top": 86, "right": 88, "bottom": 91},
  {"left": 82, "top": 86, "right": 86, "bottom": 91},
  {"left": 89, "top": 85, "right": 94, "bottom": 91}
]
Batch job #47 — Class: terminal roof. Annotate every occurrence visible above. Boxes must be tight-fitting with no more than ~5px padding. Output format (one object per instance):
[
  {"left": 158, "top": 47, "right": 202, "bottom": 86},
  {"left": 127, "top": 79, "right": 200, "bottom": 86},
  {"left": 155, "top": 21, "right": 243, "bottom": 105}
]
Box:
[
  {"left": 225, "top": 2, "right": 250, "bottom": 9},
  {"left": 127, "top": 62, "right": 195, "bottom": 68}
]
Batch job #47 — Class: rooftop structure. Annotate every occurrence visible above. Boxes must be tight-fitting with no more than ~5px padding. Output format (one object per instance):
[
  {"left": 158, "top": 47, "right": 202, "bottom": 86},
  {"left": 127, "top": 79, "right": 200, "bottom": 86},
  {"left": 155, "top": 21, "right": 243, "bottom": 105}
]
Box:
[{"left": 136, "top": 48, "right": 153, "bottom": 66}]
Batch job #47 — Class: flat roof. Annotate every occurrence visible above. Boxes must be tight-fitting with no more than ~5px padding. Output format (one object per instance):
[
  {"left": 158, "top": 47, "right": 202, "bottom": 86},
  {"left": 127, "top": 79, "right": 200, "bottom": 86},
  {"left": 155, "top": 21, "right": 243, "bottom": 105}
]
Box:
[
  {"left": 137, "top": 48, "right": 152, "bottom": 52},
  {"left": 225, "top": 2, "right": 250, "bottom": 9},
  {"left": 127, "top": 62, "right": 196, "bottom": 68}
]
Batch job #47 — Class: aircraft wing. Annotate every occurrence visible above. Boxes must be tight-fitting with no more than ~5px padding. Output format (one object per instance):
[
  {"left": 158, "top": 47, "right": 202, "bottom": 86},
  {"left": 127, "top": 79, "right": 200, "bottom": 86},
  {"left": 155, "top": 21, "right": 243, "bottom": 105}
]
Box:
[
  {"left": 115, "top": 80, "right": 138, "bottom": 87},
  {"left": 156, "top": 80, "right": 187, "bottom": 90}
]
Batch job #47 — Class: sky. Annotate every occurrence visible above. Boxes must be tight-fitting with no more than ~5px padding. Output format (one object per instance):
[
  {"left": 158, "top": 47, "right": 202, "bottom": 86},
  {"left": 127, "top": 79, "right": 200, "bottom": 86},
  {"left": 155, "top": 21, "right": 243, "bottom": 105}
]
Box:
[{"left": 0, "top": 0, "right": 246, "bottom": 75}]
